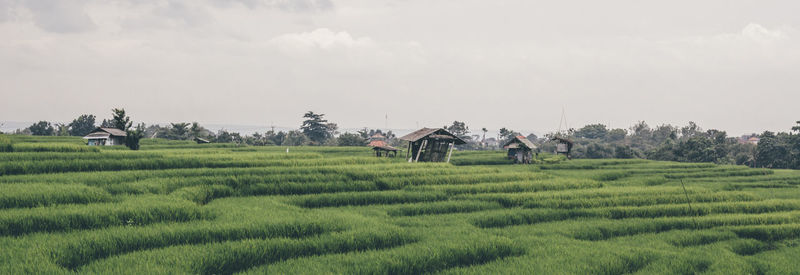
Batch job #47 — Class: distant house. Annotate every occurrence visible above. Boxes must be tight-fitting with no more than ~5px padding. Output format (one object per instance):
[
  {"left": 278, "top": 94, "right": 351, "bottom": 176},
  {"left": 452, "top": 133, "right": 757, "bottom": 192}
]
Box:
[
  {"left": 367, "top": 133, "right": 398, "bottom": 157},
  {"left": 737, "top": 134, "right": 760, "bottom": 145},
  {"left": 399, "top": 128, "right": 466, "bottom": 162},
  {"left": 83, "top": 128, "right": 126, "bottom": 146},
  {"left": 503, "top": 135, "right": 537, "bottom": 164}
]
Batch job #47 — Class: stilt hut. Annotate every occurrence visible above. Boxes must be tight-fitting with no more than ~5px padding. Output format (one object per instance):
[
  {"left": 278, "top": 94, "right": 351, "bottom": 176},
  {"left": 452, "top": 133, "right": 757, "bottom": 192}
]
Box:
[
  {"left": 503, "top": 136, "right": 536, "bottom": 164},
  {"left": 399, "top": 128, "right": 466, "bottom": 162},
  {"left": 367, "top": 133, "right": 398, "bottom": 157},
  {"left": 551, "top": 136, "right": 573, "bottom": 159}
]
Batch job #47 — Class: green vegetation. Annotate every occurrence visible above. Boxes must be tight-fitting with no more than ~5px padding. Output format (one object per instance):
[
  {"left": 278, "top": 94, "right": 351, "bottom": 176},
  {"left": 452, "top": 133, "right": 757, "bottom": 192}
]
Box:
[{"left": 2, "top": 136, "right": 800, "bottom": 274}]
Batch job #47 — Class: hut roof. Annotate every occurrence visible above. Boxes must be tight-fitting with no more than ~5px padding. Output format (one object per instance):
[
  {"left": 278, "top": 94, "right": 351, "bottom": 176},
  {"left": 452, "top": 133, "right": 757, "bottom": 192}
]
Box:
[
  {"left": 503, "top": 135, "right": 537, "bottom": 149},
  {"left": 83, "top": 127, "right": 127, "bottom": 138},
  {"left": 367, "top": 140, "right": 388, "bottom": 147},
  {"left": 398, "top": 128, "right": 466, "bottom": 145},
  {"left": 370, "top": 133, "right": 386, "bottom": 139},
  {"left": 550, "top": 136, "right": 574, "bottom": 145}
]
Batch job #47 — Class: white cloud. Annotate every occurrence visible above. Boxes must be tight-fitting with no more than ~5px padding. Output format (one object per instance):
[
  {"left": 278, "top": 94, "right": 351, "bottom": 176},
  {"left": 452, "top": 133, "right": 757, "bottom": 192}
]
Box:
[
  {"left": 741, "top": 23, "right": 788, "bottom": 43},
  {"left": 269, "top": 28, "right": 375, "bottom": 53}
]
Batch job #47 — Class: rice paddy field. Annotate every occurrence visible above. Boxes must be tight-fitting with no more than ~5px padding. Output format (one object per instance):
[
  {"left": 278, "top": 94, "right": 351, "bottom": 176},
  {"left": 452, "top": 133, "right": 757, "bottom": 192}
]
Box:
[{"left": 2, "top": 135, "right": 800, "bottom": 274}]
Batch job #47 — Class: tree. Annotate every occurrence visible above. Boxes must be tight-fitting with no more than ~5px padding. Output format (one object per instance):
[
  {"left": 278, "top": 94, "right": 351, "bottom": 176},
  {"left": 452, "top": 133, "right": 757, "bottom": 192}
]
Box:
[
  {"left": 583, "top": 143, "right": 614, "bottom": 159},
  {"left": 337, "top": 132, "right": 367, "bottom": 146},
  {"left": 444, "top": 121, "right": 470, "bottom": 141},
  {"left": 651, "top": 124, "right": 678, "bottom": 143},
  {"left": 189, "top": 122, "right": 211, "bottom": 139},
  {"left": 756, "top": 131, "right": 791, "bottom": 168},
  {"left": 680, "top": 121, "right": 702, "bottom": 139},
  {"left": 481, "top": 128, "right": 488, "bottom": 142},
  {"left": 267, "top": 130, "right": 287, "bottom": 146},
  {"left": 111, "top": 108, "right": 132, "bottom": 131},
  {"left": 301, "top": 111, "right": 336, "bottom": 145},
  {"left": 168, "top": 122, "right": 190, "bottom": 140},
  {"left": 100, "top": 119, "right": 114, "bottom": 128},
  {"left": 54, "top": 123, "right": 70, "bottom": 136},
  {"left": 630, "top": 121, "right": 651, "bottom": 138},
  {"left": 68, "top": 114, "right": 96, "bottom": 136},
  {"left": 125, "top": 123, "right": 145, "bottom": 150},
  {"left": 613, "top": 144, "right": 637, "bottom": 159},
  {"left": 574, "top": 124, "right": 608, "bottom": 139},
  {"left": 215, "top": 130, "right": 242, "bottom": 143},
  {"left": 284, "top": 130, "right": 309, "bottom": 146},
  {"left": 606, "top": 128, "right": 627, "bottom": 142},
  {"left": 498, "top": 128, "right": 520, "bottom": 143},
  {"left": 29, "top": 121, "right": 54, "bottom": 136}
]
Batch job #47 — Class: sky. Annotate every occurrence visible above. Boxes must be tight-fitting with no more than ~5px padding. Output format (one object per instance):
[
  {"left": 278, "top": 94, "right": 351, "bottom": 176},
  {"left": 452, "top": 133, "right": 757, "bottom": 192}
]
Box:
[{"left": 1, "top": 0, "right": 799, "bottom": 136}]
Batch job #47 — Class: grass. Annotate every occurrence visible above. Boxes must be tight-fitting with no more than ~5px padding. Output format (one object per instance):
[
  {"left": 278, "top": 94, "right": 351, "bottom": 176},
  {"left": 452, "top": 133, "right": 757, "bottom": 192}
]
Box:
[
  {"left": 1, "top": 135, "right": 800, "bottom": 274},
  {"left": 0, "top": 183, "right": 112, "bottom": 208}
]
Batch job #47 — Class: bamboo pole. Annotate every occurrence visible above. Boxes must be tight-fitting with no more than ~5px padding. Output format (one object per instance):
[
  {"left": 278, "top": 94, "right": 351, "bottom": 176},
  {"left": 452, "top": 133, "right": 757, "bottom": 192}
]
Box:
[
  {"left": 415, "top": 140, "right": 426, "bottom": 162},
  {"left": 446, "top": 142, "right": 454, "bottom": 163}
]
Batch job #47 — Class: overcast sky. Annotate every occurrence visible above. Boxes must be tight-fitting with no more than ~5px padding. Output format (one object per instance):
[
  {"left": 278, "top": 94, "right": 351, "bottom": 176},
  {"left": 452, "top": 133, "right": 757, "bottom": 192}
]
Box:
[{"left": 1, "top": 0, "right": 798, "bottom": 135}]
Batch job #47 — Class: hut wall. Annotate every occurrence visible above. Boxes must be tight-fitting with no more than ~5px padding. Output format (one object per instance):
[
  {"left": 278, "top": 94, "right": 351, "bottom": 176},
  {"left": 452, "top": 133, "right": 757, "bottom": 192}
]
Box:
[{"left": 409, "top": 139, "right": 452, "bottom": 162}]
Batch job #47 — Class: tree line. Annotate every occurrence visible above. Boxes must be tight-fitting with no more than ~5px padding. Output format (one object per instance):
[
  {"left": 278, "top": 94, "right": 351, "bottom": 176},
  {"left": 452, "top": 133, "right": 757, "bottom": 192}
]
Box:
[{"left": 7, "top": 112, "right": 799, "bottom": 169}]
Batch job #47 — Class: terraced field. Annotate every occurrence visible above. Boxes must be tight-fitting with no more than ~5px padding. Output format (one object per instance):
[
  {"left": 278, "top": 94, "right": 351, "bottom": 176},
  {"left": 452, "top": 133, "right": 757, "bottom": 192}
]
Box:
[{"left": 2, "top": 136, "right": 800, "bottom": 274}]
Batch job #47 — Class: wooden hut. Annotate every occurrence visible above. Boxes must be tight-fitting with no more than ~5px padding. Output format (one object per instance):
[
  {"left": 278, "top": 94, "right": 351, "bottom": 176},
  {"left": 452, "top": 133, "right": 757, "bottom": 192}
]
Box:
[
  {"left": 83, "top": 128, "right": 126, "bottom": 146},
  {"left": 399, "top": 128, "right": 466, "bottom": 162},
  {"left": 367, "top": 134, "right": 398, "bottom": 157},
  {"left": 503, "top": 136, "right": 537, "bottom": 164},
  {"left": 551, "top": 136, "right": 573, "bottom": 159}
]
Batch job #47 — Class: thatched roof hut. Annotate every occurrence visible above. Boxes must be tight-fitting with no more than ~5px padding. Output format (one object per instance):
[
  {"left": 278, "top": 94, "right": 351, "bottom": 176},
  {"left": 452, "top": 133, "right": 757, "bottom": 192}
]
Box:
[{"left": 503, "top": 136, "right": 537, "bottom": 164}]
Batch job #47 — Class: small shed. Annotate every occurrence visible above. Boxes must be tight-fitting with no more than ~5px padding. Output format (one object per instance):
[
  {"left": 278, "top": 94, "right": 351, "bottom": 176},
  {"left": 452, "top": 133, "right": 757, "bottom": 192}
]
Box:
[
  {"left": 83, "top": 128, "right": 126, "bottom": 146},
  {"left": 367, "top": 137, "right": 398, "bottom": 157},
  {"left": 551, "top": 136, "right": 574, "bottom": 159},
  {"left": 399, "top": 128, "right": 466, "bottom": 162},
  {"left": 503, "top": 136, "right": 537, "bottom": 164}
]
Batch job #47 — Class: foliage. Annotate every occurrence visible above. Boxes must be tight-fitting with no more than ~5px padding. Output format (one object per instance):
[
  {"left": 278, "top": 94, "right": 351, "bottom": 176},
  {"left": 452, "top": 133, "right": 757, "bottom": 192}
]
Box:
[
  {"left": 444, "top": 121, "right": 470, "bottom": 141},
  {"left": 574, "top": 124, "right": 609, "bottom": 139},
  {"left": 284, "top": 130, "right": 309, "bottom": 146},
  {"left": 301, "top": 111, "right": 337, "bottom": 145},
  {"left": 28, "top": 121, "right": 55, "bottom": 136},
  {"left": 214, "top": 130, "right": 242, "bottom": 144},
  {"left": 168, "top": 123, "right": 190, "bottom": 140},
  {"left": 125, "top": 123, "right": 145, "bottom": 150},
  {"left": 67, "top": 114, "right": 96, "bottom": 136},
  {"left": 498, "top": 127, "right": 521, "bottom": 144},
  {"left": 337, "top": 132, "right": 367, "bottom": 146},
  {"left": 111, "top": 108, "right": 132, "bottom": 131}
]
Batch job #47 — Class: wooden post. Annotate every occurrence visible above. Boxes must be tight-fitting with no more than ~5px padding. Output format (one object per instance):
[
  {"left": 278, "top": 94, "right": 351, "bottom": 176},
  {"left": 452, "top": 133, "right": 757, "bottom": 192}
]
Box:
[
  {"left": 406, "top": 141, "right": 411, "bottom": 162},
  {"left": 446, "top": 142, "right": 454, "bottom": 163},
  {"left": 415, "top": 140, "right": 426, "bottom": 162}
]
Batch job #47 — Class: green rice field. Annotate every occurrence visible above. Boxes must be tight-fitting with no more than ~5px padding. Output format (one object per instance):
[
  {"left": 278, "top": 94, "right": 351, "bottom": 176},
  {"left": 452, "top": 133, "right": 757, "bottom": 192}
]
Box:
[{"left": 2, "top": 135, "right": 800, "bottom": 274}]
